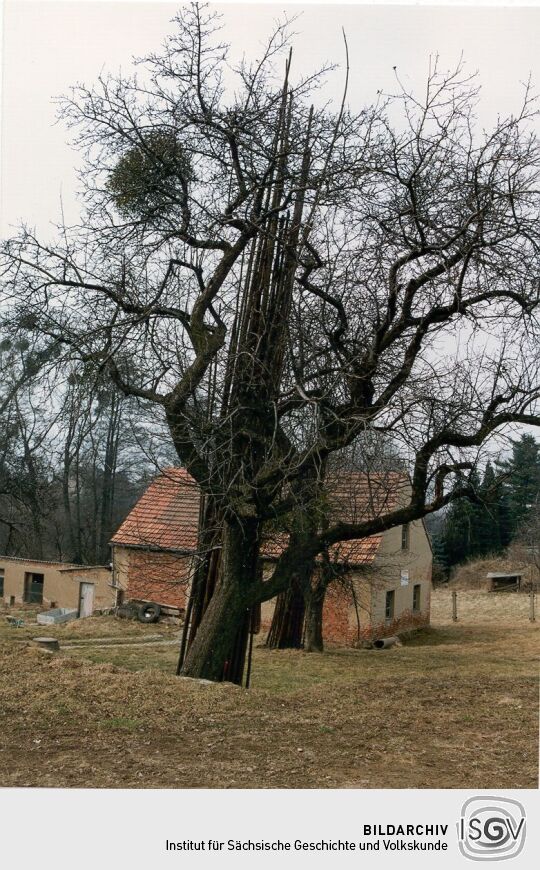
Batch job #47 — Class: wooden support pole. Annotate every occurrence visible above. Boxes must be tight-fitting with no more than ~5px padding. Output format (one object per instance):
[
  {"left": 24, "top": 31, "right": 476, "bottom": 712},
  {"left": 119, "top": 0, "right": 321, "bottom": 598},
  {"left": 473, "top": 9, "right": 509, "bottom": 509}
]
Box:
[
  {"left": 529, "top": 588, "right": 536, "bottom": 623},
  {"left": 452, "top": 589, "right": 458, "bottom": 622}
]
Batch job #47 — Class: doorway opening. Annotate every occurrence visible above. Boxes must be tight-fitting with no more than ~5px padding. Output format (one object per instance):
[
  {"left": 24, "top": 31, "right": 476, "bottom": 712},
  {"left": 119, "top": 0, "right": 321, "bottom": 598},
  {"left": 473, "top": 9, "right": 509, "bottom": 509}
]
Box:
[{"left": 24, "top": 572, "right": 44, "bottom": 604}]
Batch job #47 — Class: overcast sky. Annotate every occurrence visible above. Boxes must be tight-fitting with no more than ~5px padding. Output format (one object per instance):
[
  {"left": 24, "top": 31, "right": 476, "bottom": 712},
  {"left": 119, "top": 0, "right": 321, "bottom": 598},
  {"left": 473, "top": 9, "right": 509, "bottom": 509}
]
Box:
[{"left": 2, "top": 1, "right": 540, "bottom": 236}]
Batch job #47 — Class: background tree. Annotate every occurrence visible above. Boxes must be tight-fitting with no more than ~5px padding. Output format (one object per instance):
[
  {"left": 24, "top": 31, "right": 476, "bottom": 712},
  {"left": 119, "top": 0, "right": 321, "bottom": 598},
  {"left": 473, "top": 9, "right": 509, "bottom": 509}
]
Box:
[
  {"left": 498, "top": 434, "right": 540, "bottom": 538},
  {"left": 511, "top": 502, "right": 540, "bottom": 583},
  {"left": 442, "top": 436, "right": 540, "bottom": 569},
  {"left": 0, "top": 339, "right": 163, "bottom": 561},
  {"left": 431, "top": 531, "right": 450, "bottom": 583},
  {"left": 443, "top": 465, "right": 502, "bottom": 565}
]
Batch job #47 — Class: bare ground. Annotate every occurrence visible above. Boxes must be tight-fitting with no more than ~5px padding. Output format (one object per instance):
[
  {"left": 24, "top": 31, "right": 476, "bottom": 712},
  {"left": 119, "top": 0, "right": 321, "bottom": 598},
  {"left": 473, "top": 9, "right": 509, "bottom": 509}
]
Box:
[{"left": 0, "top": 590, "right": 537, "bottom": 789}]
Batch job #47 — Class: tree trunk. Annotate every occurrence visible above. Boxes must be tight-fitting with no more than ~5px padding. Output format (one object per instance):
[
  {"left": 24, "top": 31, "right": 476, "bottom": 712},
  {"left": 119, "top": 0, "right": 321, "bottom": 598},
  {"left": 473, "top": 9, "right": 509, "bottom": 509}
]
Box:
[
  {"left": 265, "top": 546, "right": 315, "bottom": 649},
  {"left": 266, "top": 468, "right": 322, "bottom": 648},
  {"left": 98, "top": 397, "right": 121, "bottom": 563},
  {"left": 266, "top": 583, "right": 306, "bottom": 648},
  {"left": 21, "top": 435, "right": 43, "bottom": 558},
  {"left": 73, "top": 445, "right": 83, "bottom": 563},
  {"left": 184, "top": 498, "right": 222, "bottom": 652},
  {"left": 180, "top": 515, "right": 260, "bottom": 683},
  {"left": 304, "top": 579, "right": 326, "bottom": 652},
  {"left": 62, "top": 451, "right": 78, "bottom": 562}
]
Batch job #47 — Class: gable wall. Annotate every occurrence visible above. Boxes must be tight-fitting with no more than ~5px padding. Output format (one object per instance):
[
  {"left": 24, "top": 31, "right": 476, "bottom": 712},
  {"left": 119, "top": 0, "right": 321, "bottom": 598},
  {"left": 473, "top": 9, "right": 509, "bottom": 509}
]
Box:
[
  {"left": 366, "top": 519, "right": 432, "bottom": 639},
  {"left": 113, "top": 545, "right": 190, "bottom": 610}
]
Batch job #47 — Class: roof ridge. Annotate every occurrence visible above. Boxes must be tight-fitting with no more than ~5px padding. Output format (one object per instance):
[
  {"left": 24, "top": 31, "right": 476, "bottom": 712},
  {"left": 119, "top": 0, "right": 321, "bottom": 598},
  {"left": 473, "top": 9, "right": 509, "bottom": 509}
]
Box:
[{"left": 109, "top": 467, "right": 396, "bottom": 566}]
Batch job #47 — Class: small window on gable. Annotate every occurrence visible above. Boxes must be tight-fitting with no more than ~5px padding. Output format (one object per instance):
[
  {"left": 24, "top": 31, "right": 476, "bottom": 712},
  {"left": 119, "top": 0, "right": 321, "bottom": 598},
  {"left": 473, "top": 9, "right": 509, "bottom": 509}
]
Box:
[
  {"left": 413, "top": 584, "right": 421, "bottom": 612},
  {"left": 401, "top": 523, "right": 410, "bottom": 550},
  {"left": 385, "top": 590, "right": 395, "bottom": 621}
]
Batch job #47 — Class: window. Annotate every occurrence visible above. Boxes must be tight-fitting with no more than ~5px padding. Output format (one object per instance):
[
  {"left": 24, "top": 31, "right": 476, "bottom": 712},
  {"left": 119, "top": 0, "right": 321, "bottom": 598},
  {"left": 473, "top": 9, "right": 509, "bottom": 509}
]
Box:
[
  {"left": 413, "top": 584, "right": 421, "bottom": 612},
  {"left": 23, "top": 572, "right": 44, "bottom": 604},
  {"left": 0, "top": 568, "right": 4, "bottom": 598},
  {"left": 385, "top": 590, "right": 395, "bottom": 621},
  {"left": 401, "top": 523, "right": 410, "bottom": 550}
]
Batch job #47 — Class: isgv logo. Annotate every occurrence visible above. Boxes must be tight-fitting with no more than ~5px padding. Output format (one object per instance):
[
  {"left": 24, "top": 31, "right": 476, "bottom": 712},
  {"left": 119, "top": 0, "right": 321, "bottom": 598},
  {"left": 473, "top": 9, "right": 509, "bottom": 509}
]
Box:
[{"left": 458, "top": 796, "right": 526, "bottom": 861}]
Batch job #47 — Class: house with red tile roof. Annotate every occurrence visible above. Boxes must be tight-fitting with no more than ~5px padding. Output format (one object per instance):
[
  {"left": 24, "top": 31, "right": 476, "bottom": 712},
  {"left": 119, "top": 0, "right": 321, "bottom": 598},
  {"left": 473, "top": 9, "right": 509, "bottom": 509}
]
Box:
[{"left": 110, "top": 468, "right": 432, "bottom": 643}]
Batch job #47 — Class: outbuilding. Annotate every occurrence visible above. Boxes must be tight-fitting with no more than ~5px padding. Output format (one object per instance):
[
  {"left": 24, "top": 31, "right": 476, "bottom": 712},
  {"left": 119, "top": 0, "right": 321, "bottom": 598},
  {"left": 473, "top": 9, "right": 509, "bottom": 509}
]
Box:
[
  {"left": 486, "top": 572, "right": 522, "bottom": 592},
  {"left": 110, "top": 468, "right": 433, "bottom": 643},
  {"left": 0, "top": 556, "right": 114, "bottom": 615}
]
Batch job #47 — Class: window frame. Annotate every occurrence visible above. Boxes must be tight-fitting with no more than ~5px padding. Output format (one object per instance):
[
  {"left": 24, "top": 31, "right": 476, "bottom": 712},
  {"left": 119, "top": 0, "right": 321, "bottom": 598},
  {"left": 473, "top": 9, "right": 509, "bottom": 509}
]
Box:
[
  {"left": 401, "top": 522, "right": 410, "bottom": 550},
  {"left": 385, "top": 589, "right": 395, "bottom": 621}
]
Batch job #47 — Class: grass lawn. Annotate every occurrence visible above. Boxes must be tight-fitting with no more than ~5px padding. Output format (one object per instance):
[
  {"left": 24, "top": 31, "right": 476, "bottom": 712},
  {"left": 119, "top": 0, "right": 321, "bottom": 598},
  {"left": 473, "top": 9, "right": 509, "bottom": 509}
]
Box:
[{"left": 0, "top": 590, "right": 537, "bottom": 788}]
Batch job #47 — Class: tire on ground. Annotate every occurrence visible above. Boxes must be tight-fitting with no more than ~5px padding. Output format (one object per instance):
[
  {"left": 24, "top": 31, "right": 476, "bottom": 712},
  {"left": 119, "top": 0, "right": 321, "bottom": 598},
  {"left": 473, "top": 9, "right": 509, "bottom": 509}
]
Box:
[{"left": 137, "top": 602, "right": 161, "bottom": 624}]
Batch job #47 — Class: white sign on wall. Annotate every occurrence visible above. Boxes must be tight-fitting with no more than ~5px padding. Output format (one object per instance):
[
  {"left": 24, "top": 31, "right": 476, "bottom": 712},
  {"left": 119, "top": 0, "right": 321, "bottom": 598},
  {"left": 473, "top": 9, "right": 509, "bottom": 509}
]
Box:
[{"left": 400, "top": 570, "right": 410, "bottom": 587}]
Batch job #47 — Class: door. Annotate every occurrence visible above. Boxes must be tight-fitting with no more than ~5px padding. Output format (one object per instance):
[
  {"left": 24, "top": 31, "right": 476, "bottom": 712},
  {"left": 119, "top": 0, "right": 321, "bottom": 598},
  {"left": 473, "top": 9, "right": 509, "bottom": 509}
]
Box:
[
  {"left": 24, "top": 572, "right": 44, "bottom": 604},
  {"left": 79, "top": 582, "right": 95, "bottom": 617}
]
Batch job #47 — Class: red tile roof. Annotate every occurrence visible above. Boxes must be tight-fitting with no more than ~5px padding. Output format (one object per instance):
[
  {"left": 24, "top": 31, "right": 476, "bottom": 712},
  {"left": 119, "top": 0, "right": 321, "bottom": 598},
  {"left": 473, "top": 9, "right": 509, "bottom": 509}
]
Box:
[
  {"left": 111, "top": 468, "right": 408, "bottom": 567},
  {"left": 261, "top": 530, "right": 382, "bottom": 565},
  {"left": 111, "top": 468, "right": 201, "bottom": 552},
  {"left": 262, "top": 471, "right": 406, "bottom": 565}
]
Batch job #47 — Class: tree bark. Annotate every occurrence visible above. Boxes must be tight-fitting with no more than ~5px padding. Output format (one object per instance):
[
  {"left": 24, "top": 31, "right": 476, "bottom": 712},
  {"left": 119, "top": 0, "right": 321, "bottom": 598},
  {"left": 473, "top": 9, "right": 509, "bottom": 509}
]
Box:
[
  {"left": 98, "top": 396, "right": 121, "bottom": 563},
  {"left": 180, "top": 515, "right": 261, "bottom": 682},
  {"left": 266, "top": 582, "right": 306, "bottom": 648},
  {"left": 266, "top": 468, "right": 324, "bottom": 649},
  {"left": 304, "top": 578, "right": 326, "bottom": 652}
]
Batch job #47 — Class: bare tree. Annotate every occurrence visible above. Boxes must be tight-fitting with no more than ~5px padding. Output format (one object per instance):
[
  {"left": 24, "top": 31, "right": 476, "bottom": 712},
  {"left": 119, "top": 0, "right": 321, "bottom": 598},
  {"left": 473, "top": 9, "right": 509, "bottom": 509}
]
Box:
[
  {"left": 0, "top": 337, "right": 62, "bottom": 556},
  {"left": 266, "top": 431, "right": 406, "bottom": 650},
  {"left": 0, "top": 335, "right": 156, "bottom": 561},
  {"left": 1, "top": 6, "right": 540, "bottom": 682}
]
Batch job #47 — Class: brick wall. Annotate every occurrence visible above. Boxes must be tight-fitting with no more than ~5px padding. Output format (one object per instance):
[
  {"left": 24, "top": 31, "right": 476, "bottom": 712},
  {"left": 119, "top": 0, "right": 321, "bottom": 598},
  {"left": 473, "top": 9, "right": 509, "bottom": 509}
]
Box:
[
  {"left": 117, "top": 547, "right": 431, "bottom": 639},
  {"left": 322, "top": 584, "right": 351, "bottom": 644},
  {"left": 122, "top": 549, "right": 191, "bottom": 610},
  {"left": 260, "top": 581, "right": 430, "bottom": 646},
  {"left": 260, "top": 585, "right": 353, "bottom": 644}
]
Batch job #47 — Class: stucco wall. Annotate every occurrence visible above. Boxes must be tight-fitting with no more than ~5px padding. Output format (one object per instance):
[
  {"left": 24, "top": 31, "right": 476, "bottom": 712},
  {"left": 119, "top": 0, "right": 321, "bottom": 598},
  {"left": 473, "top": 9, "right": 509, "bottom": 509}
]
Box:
[
  {"left": 0, "top": 556, "right": 113, "bottom": 612},
  {"left": 259, "top": 518, "right": 432, "bottom": 645},
  {"left": 364, "top": 518, "right": 432, "bottom": 639},
  {"left": 59, "top": 567, "right": 114, "bottom": 611}
]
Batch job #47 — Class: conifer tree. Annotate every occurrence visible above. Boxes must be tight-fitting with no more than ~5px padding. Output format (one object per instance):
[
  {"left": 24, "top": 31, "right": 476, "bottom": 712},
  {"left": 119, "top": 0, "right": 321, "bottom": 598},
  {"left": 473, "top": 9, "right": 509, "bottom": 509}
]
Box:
[
  {"left": 498, "top": 435, "right": 540, "bottom": 538},
  {"left": 476, "top": 461, "right": 503, "bottom": 556}
]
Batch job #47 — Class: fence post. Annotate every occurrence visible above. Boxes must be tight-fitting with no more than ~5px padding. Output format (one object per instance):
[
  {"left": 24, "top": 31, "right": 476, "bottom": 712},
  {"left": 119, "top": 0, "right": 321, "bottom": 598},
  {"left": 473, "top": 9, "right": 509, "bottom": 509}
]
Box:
[
  {"left": 529, "top": 588, "right": 536, "bottom": 623},
  {"left": 452, "top": 589, "right": 458, "bottom": 622}
]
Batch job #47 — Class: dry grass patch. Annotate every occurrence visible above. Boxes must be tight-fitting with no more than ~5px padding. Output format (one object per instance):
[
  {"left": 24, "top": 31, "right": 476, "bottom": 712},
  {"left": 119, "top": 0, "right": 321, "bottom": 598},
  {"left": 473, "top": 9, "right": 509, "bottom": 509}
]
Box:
[
  {"left": 0, "top": 605, "right": 177, "bottom": 644},
  {"left": 0, "top": 589, "right": 537, "bottom": 789},
  {"left": 431, "top": 588, "right": 535, "bottom": 625}
]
